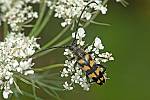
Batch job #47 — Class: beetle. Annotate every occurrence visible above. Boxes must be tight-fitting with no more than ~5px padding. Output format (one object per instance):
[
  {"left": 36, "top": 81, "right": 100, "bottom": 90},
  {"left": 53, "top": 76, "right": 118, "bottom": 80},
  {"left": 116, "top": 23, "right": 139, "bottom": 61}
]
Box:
[{"left": 68, "top": 37, "right": 107, "bottom": 85}]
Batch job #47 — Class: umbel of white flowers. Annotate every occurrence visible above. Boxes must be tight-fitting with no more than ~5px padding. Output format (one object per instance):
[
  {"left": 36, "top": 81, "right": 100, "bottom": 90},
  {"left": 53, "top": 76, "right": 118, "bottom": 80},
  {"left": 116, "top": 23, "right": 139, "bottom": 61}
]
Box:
[
  {"left": 0, "top": 0, "right": 52, "bottom": 31},
  {"left": 0, "top": 32, "right": 40, "bottom": 99},
  {"left": 0, "top": 0, "right": 40, "bottom": 31},
  {"left": 61, "top": 28, "right": 114, "bottom": 91},
  {"left": 54, "top": 0, "right": 107, "bottom": 27}
]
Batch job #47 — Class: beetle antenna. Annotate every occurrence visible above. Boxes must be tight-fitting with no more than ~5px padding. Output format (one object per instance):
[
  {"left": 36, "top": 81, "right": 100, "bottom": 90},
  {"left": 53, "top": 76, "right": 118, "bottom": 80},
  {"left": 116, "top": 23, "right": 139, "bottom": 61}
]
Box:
[
  {"left": 73, "top": 1, "right": 98, "bottom": 42},
  {"left": 35, "top": 45, "right": 70, "bottom": 55}
]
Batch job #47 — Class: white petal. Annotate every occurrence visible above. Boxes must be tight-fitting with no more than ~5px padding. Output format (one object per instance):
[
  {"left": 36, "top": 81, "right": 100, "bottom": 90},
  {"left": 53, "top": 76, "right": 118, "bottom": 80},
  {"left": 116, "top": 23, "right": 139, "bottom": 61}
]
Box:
[
  {"left": 80, "top": 41, "right": 85, "bottom": 46},
  {"left": 24, "top": 70, "right": 34, "bottom": 75},
  {"left": 78, "top": 28, "right": 85, "bottom": 38},
  {"left": 61, "top": 22, "right": 67, "bottom": 27},
  {"left": 85, "top": 13, "right": 92, "bottom": 20},
  {"left": 94, "top": 37, "right": 104, "bottom": 49},
  {"left": 100, "top": 6, "right": 107, "bottom": 14},
  {"left": 72, "top": 32, "right": 75, "bottom": 38},
  {"left": 3, "top": 90, "right": 13, "bottom": 99}
]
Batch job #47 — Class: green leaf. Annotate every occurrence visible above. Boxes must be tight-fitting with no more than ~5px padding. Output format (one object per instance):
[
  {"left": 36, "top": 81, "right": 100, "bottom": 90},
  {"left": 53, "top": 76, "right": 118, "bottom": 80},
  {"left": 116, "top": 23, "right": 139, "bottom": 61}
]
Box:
[
  {"left": 29, "top": 0, "right": 47, "bottom": 37},
  {"left": 3, "top": 22, "right": 8, "bottom": 38},
  {"left": 14, "top": 74, "right": 39, "bottom": 89},
  {"left": 32, "top": 80, "right": 38, "bottom": 100},
  {"left": 13, "top": 88, "right": 20, "bottom": 100},
  {"left": 34, "top": 64, "right": 64, "bottom": 72},
  {"left": 120, "top": 0, "right": 129, "bottom": 7},
  {"left": 42, "top": 80, "right": 63, "bottom": 87},
  {"left": 42, "top": 87, "right": 61, "bottom": 100},
  {"left": 32, "top": 36, "right": 71, "bottom": 59},
  {"left": 35, "top": 72, "right": 59, "bottom": 80},
  {"left": 90, "top": 20, "right": 111, "bottom": 26},
  {"left": 36, "top": 81, "right": 64, "bottom": 91},
  {"left": 22, "top": 91, "right": 43, "bottom": 100},
  {"left": 38, "top": 25, "right": 71, "bottom": 52},
  {"left": 14, "top": 81, "right": 23, "bottom": 95}
]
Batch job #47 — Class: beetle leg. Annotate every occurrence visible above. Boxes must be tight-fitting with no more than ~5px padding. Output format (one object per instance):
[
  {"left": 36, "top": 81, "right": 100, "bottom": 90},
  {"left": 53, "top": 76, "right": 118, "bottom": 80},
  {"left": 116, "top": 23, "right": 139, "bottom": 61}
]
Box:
[
  {"left": 83, "top": 44, "right": 89, "bottom": 50},
  {"left": 70, "top": 57, "right": 75, "bottom": 61},
  {"left": 88, "top": 51, "right": 94, "bottom": 54},
  {"left": 97, "top": 64, "right": 106, "bottom": 74}
]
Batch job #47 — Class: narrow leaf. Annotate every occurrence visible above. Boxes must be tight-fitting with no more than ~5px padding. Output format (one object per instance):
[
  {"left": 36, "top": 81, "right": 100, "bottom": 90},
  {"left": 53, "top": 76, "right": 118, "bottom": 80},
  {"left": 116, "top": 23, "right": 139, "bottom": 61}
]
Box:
[
  {"left": 14, "top": 75, "right": 39, "bottom": 89},
  {"left": 14, "top": 81, "right": 23, "bottom": 95},
  {"left": 90, "top": 20, "right": 111, "bottom": 26},
  {"left": 22, "top": 91, "right": 43, "bottom": 100},
  {"left": 42, "top": 87, "right": 61, "bottom": 100},
  {"left": 32, "top": 80, "right": 38, "bottom": 100},
  {"left": 36, "top": 81, "right": 64, "bottom": 91},
  {"left": 34, "top": 64, "right": 64, "bottom": 72}
]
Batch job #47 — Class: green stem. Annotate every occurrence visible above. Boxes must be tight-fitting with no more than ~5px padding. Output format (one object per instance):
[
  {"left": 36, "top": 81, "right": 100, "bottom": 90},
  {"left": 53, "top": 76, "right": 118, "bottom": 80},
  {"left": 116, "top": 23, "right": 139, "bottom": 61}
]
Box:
[
  {"left": 120, "top": 0, "right": 129, "bottom": 7},
  {"left": 29, "top": 0, "right": 46, "bottom": 37},
  {"left": 83, "top": 11, "right": 99, "bottom": 28},
  {"left": 102, "top": 0, "right": 109, "bottom": 5},
  {"left": 34, "top": 64, "right": 64, "bottom": 72},
  {"left": 38, "top": 25, "right": 71, "bottom": 52},
  {"left": 14, "top": 80, "right": 23, "bottom": 94},
  {"left": 32, "top": 80, "right": 37, "bottom": 100},
  {"left": 33, "top": 36, "right": 71, "bottom": 59},
  {"left": 33, "top": 0, "right": 57, "bottom": 37},
  {"left": 34, "top": 9, "right": 53, "bottom": 37},
  {"left": 14, "top": 74, "right": 39, "bottom": 88},
  {"left": 3, "top": 22, "right": 8, "bottom": 38},
  {"left": 90, "top": 20, "right": 111, "bottom": 26}
]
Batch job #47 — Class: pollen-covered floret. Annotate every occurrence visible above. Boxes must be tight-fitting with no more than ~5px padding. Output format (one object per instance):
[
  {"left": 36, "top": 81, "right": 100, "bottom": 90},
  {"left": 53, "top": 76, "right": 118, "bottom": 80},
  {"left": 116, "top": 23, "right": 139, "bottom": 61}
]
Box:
[
  {"left": 0, "top": 32, "right": 40, "bottom": 99},
  {"left": 54, "top": 0, "right": 107, "bottom": 27},
  {"left": 61, "top": 28, "right": 114, "bottom": 91}
]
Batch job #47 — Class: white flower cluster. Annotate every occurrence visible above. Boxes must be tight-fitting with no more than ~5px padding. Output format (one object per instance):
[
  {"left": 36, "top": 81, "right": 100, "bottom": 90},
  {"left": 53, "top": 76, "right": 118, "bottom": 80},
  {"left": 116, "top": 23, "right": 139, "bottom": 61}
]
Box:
[
  {"left": 62, "top": 59, "right": 91, "bottom": 91},
  {"left": 0, "top": 32, "right": 40, "bottom": 99},
  {"left": 61, "top": 28, "right": 114, "bottom": 91},
  {"left": 85, "top": 37, "right": 114, "bottom": 64},
  {"left": 72, "top": 28, "right": 86, "bottom": 46},
  {"left": 0, "top": 0, "right": 40, "bottom": 31},
  {"left": 54, "top": 0, "right": 107, "bottom": 27},
  {"left": 45, "top": 0, "right": 52, "bottom": 8}
]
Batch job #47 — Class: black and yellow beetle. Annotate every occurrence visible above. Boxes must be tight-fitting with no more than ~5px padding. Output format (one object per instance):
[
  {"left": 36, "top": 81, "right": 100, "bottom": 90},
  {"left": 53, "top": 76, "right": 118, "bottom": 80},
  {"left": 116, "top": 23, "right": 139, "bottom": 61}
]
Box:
[{"left": 68, "top": 38, "right": 106, "bottom": 85}]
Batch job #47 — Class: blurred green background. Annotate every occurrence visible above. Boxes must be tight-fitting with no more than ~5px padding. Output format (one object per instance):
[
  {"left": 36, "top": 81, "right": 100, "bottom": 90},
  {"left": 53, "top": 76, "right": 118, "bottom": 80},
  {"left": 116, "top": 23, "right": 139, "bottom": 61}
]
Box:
[
  {"left": 1, "top": 0, "right": 150, "bottom": 100},
  {"left": 47, "top": 0, "right": 150, "bottom": 100}
]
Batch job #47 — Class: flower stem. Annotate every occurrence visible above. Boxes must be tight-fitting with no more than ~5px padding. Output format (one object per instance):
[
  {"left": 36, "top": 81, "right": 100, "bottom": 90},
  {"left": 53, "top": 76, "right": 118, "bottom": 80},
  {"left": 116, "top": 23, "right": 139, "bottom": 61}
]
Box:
[
  {"left": 3, "top": 22, "right": 8, "bottom": 38},
  {"left": 89, "top": 20, "right": 111, "bottom": 26},
  {"left": 38, "top": 25, "right": 71, "bottom": 52},
  {"left": 29, "top": 0, "right": 46, "bottom": 37},
  {"left": 32, "top": 80, "right": 37, "bottom": 100},
  {"left": 34, "top": 64, "right": 64, "bottom": 72},
  {"left": 83, "top": 11, "right": 99, "bottom": 28},
  {"left": 14, "top": 74, "right": 39, "bottom": 88},
  {"left": 14, "top": 81, "right": 23, "bottom": 95},
  {"left": 102, "top": 0, "right": 109, "bottom": 5},
  {"left": 33, "top": 36, "right": 71, "bottom": 59},
  {"left": 33, "top": 8, "right": 54, "bottom": 37}
]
